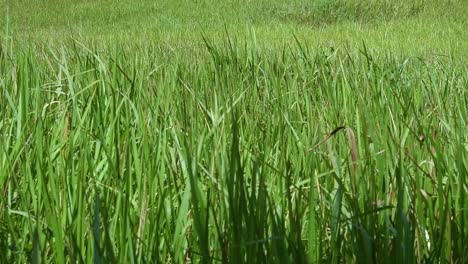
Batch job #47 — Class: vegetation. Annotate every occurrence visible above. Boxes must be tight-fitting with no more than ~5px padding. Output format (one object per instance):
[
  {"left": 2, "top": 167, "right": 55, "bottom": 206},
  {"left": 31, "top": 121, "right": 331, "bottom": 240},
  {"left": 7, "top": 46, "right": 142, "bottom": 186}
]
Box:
[
  {"left": 1, "top": 0, "right": 467, "bottom": 54},
  {"left": 0, "top": 0, "right": 466, "bottom": 263}
]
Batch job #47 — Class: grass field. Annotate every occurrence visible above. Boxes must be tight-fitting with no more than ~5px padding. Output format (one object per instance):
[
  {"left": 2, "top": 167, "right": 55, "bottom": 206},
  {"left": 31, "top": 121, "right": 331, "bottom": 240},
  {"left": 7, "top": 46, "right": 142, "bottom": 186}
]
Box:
[{"left": 1, "top": 0, "right": 467, "bottom": 263}]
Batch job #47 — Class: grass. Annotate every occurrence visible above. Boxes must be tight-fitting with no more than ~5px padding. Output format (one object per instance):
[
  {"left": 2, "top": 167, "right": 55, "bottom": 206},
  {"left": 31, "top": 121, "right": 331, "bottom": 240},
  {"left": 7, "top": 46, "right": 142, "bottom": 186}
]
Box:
[
  {"left": 0, "top": 0, "right": 467, "bottom": 263},
  {"left": 1, "top": 0, "right": 467, "bottom": 54}
]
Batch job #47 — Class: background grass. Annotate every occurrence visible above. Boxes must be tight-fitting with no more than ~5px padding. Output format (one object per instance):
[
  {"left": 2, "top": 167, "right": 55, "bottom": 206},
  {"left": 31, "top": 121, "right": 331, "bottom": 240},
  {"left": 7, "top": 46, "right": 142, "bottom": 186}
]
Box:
[
  {"left": 1, "top": 0, "right": 467, "bottom": 54},
  {"left": 0, "top": 0, "right": 467, "bottom": 263}
]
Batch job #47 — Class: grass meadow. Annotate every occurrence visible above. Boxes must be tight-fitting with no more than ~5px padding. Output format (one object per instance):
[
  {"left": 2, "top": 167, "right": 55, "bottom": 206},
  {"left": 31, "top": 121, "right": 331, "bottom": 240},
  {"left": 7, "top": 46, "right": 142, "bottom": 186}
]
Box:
[{"left": 0, "top": 0, "right": 467, "bottom": 263}]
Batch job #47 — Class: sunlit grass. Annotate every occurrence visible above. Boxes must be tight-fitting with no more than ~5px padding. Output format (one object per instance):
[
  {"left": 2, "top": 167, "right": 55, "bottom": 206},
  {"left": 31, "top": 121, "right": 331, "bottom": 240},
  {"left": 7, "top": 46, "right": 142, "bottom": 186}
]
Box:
[
  {"left": 1, "top": 0, "right": 467, "bottom": 56},
  {"left": 0, "top": 37, "right": 466, "bottom": 262},
  {"left": 0, "top": 0, "right": 467, "bottom": 262}
]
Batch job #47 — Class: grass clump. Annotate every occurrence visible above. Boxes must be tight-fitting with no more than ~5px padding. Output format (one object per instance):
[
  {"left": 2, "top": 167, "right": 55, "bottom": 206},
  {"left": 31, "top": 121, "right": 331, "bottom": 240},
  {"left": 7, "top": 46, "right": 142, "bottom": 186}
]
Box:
[{"left": 277, "top": 0, "right": 425, "bottom": 26}]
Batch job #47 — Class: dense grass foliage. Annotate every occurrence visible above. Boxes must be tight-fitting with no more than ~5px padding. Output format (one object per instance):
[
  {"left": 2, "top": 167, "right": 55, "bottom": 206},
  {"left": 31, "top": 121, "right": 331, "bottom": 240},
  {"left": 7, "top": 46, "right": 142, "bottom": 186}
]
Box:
[
  {"left": 0, "top": 39, "right": 466, "bottom": 263},
  {"left": 0, "top": 0, "right": 467, "bottom": 262}
]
